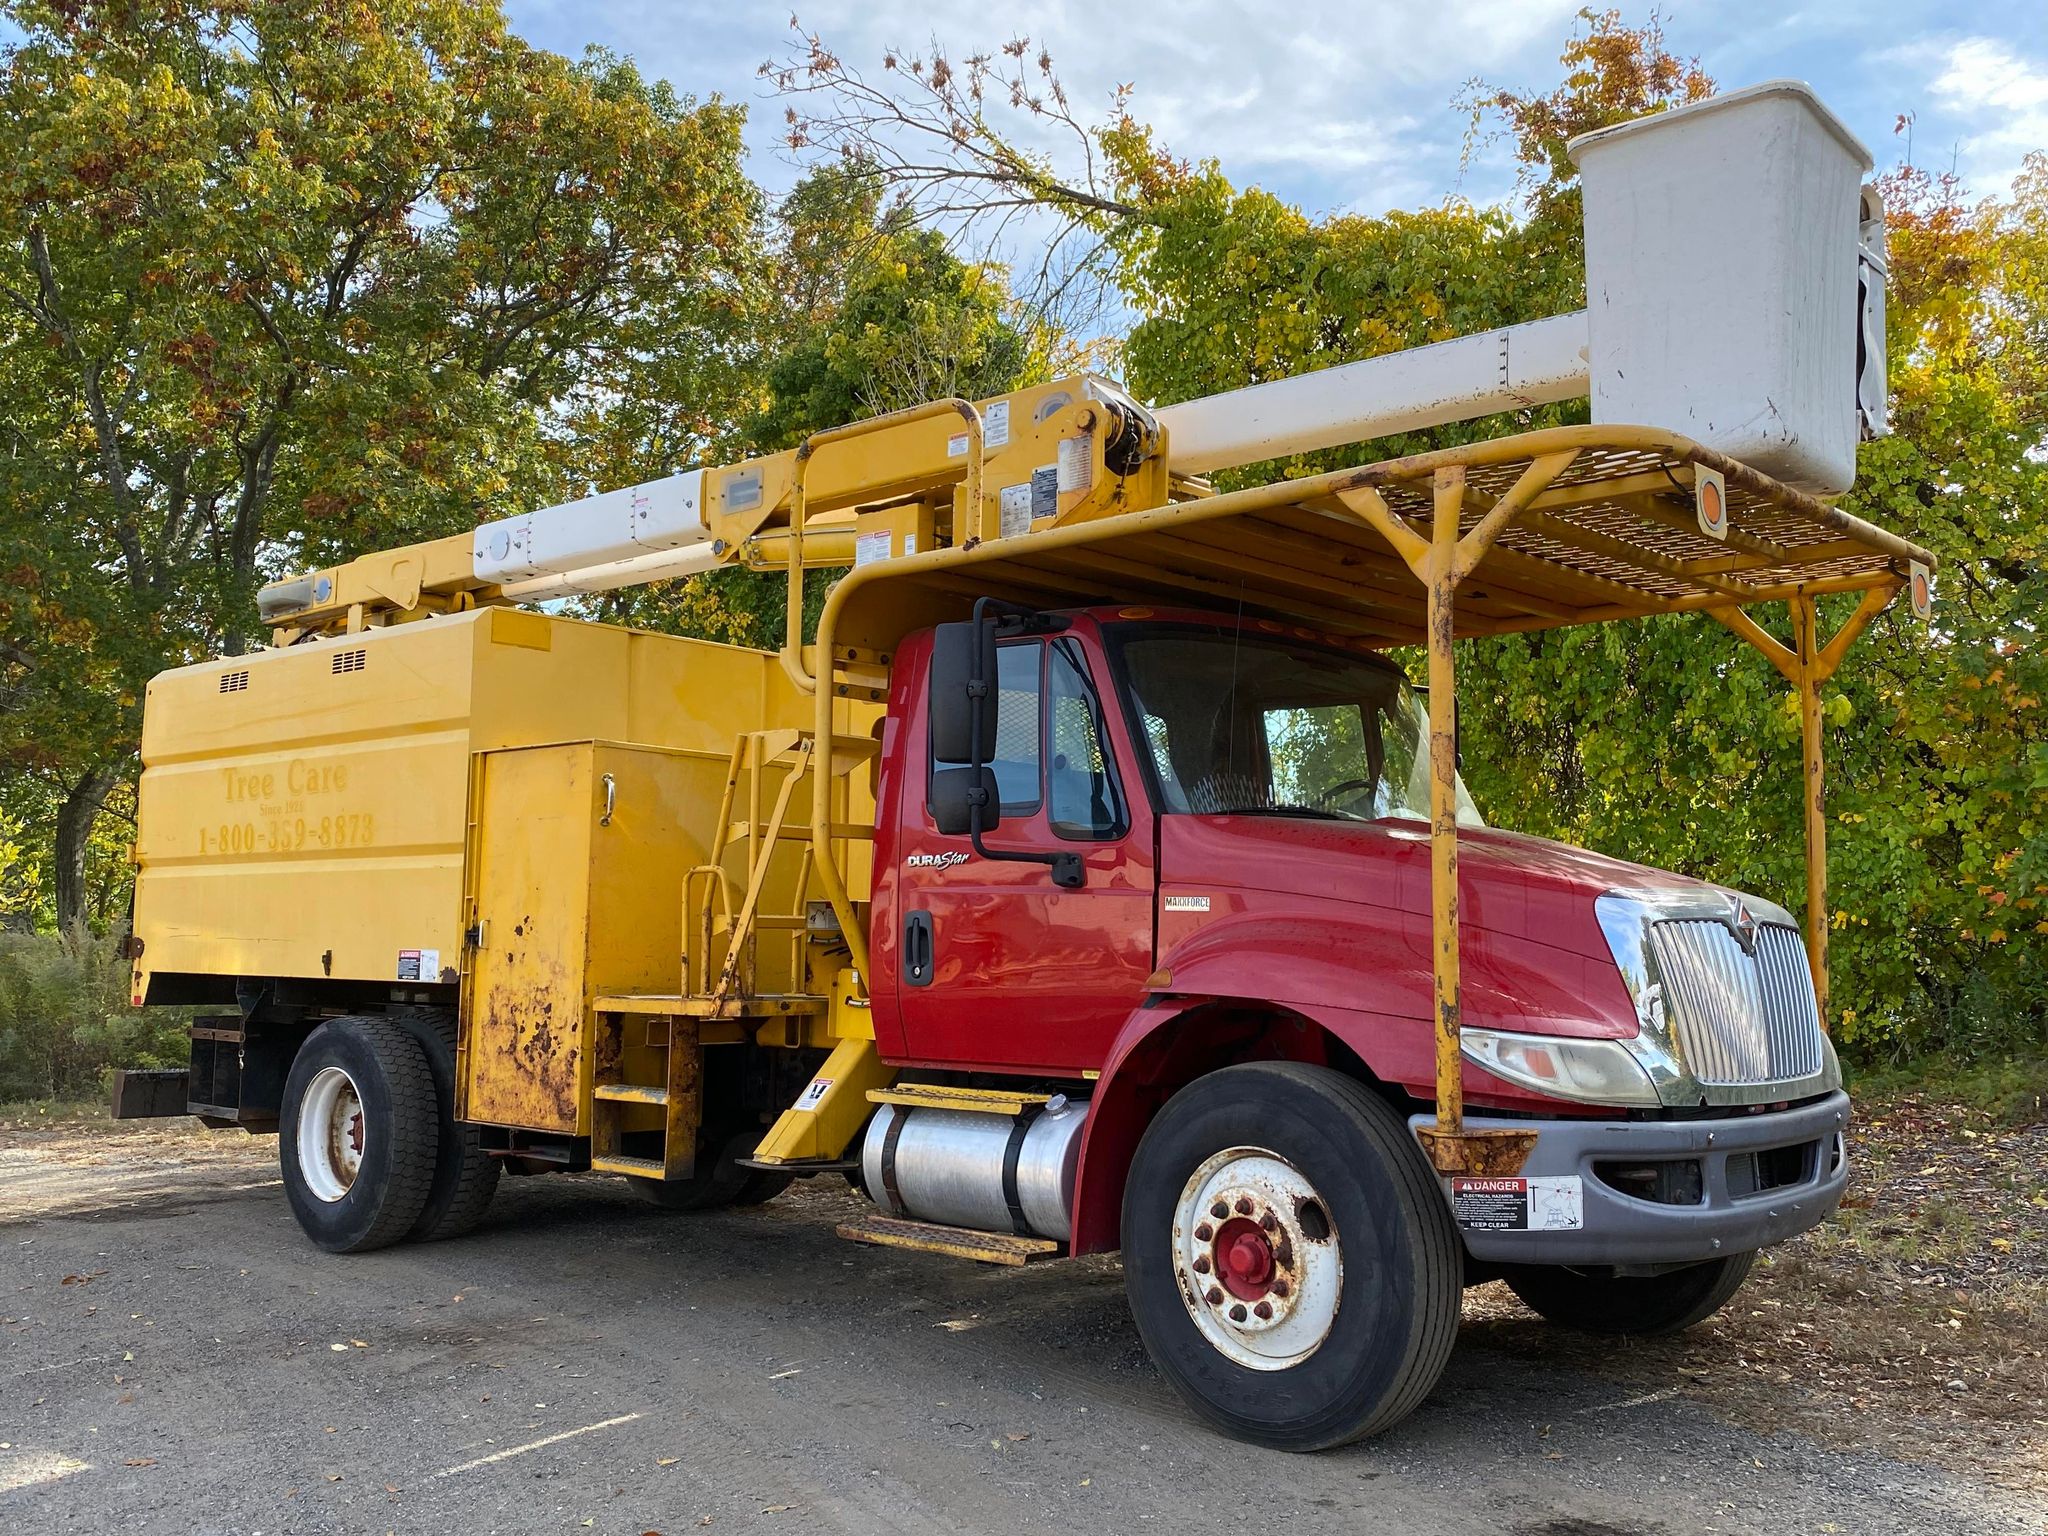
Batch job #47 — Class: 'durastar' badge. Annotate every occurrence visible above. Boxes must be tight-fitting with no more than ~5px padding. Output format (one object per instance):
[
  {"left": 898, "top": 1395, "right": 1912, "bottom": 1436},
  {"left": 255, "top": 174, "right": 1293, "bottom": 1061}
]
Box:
[{"left": 907, "top": 850, "right": 970, "bottom": 870}]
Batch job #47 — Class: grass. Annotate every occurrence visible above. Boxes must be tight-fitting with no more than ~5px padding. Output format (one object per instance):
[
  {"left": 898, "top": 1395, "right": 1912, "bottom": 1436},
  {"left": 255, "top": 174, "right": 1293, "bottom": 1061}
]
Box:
[{"left": 1846, "top": 1048, "right": 2048, "bottom": 1127}]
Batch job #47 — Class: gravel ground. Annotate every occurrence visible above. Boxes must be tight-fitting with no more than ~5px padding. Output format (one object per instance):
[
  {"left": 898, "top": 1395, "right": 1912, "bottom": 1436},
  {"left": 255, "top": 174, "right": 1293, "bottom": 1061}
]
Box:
[{"left": 2, "top": 1115, "right": 2044, "bottom": 1536}]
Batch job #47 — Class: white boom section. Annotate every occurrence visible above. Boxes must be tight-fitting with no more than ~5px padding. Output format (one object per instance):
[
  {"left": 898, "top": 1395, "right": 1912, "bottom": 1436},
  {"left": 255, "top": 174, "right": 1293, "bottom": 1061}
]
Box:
[
  {"left": 473, "top": 470, "right": 714, "bottom": 594},
  {"left": 1154, "top": 311, "right": 1590, "bottom": 478},
  {"left": 497, "top": 542, "right": 726, "bottom": 601}
]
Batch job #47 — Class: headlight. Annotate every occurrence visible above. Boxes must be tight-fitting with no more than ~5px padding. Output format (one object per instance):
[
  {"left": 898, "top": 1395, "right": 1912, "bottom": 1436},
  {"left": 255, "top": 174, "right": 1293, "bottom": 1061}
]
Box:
[{"left": 1461, "top": 1027, "right": 1662, "bottom": 1108}]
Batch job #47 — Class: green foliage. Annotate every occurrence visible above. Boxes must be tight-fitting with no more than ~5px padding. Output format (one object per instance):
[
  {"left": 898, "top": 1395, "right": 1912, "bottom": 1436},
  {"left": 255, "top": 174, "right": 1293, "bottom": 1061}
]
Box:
[
  {"left": 0, "top": 0, "right": 760, "bottom": 924},
  {"left": 0, "top": 930, "right": 188, "bottom": 1100}
]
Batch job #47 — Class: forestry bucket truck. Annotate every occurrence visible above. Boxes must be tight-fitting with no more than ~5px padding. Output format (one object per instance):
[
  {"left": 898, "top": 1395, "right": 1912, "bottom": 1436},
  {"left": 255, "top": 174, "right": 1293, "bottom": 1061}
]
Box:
[{"left": 118, "top": 83, "right": 1933, "bottom": 1448}]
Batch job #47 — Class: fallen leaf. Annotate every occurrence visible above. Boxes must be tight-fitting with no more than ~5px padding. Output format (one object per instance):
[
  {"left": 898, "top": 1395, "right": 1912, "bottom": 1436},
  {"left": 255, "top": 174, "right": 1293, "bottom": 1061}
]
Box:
[
  {"left": 384, "top": 1484, "right": 401, "bottom": 1493},
  {"left": 124, "top": 1458, "right": 156, "bottom": 1468},
  {"left": 761, "top": 1504, "right": 796, "bottom": 1514},
  {"left": 329, "top": 1343, "right": 349, "bottom": 1353},
  {"left": 1005, "top": 1432, "right": 1031, "bottom": 1443},
  {"left": 350, "top": 1339, "right": 369, "bottom": 1349},
  {"left": 657, "top": 1457, "right": 679, "bottom": 1467},
  {"left": 325, "top": 1474, "right": 342, "bottom": 1483}
]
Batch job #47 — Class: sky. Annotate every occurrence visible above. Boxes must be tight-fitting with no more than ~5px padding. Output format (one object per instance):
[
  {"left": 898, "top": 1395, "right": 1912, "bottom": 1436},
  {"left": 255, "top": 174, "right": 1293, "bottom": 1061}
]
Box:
[{"left": 502, "top": 0, "right": 2048, "bottom": 223}]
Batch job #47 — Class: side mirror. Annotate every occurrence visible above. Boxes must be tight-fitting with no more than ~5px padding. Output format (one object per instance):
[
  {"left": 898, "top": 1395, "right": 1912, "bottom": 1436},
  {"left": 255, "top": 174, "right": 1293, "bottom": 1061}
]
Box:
[
  {"left": 931, "top": 765, "right": 1001, "bottom": 837},
  {"left": 929, "top": 618, "right": 997, "bottom": 765}
]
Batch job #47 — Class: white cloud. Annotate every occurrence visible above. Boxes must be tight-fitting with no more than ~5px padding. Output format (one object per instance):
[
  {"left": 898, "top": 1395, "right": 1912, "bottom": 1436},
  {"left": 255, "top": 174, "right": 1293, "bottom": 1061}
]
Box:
[
  {"left": 1923, "top": 36, "right": 2048, "bottom": 193},
  {"left": 506, "top": 0, "right": 1578, "bottom": 218}
]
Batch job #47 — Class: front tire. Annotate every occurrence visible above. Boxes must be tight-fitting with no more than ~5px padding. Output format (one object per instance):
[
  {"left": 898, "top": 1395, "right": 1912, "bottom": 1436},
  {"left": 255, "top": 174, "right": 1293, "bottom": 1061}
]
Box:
[
  {"left": 1121, "top": 1062, "right": 1462, "bottom": 1451},
  {"left": 1501, "top": 1251, "right": 1755, "bottom": 1336},
  {"left": 280, "top": 1018, "right": 439, "bottom": 1253}
]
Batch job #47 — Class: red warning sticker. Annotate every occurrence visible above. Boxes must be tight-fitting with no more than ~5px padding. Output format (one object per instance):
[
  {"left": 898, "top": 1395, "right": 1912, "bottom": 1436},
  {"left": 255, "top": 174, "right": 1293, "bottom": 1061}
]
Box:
[{"left": 1450, "top": 1175, "right": 1584, "bottom": 1232}]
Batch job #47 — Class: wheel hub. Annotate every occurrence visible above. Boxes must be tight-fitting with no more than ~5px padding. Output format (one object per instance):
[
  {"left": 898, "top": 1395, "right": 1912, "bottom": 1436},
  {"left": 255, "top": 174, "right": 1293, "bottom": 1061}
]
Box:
[
  {"left": 1211, "top": 1216, "right": 1276, "bottom": 1300},
  {"left": 1174, "top": 1149, "right": 1342, "bottom": 1371}
]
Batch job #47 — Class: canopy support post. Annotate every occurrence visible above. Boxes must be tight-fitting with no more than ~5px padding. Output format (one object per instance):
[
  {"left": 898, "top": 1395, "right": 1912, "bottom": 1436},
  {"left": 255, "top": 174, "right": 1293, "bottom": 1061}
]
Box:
[
  {"left": 1711, "top": 579, "right": 1901, "bottom": 1031},
  {"left": 1384, "top": 452, "right": 1574, "bottom": 1178}
]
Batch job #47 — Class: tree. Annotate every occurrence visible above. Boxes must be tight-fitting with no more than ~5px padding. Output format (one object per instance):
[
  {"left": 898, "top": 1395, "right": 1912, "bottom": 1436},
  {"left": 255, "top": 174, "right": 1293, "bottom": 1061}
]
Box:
[{"left": 0, "top": 0, "right": 759, "bottom": 928}]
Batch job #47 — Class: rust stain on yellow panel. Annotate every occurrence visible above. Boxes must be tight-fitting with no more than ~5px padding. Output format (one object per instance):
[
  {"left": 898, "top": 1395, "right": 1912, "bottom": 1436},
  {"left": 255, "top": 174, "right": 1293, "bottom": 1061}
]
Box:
[{"left": 465, "top": 746, "right": 591, "bottom": 1134}]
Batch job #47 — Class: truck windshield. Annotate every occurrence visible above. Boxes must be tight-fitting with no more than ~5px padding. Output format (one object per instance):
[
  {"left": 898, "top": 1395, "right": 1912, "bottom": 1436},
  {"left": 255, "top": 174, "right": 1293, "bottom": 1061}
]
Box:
[{"left": 1110, "top": 622, "right": 1484, "bottom": 826}]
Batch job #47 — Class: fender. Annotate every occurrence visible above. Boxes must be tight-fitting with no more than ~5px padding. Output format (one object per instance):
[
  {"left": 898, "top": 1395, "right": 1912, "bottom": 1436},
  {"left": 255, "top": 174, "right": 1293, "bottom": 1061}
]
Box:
[{"left": 1068, "top": 914, "right": 1637, "bottom": 1255}]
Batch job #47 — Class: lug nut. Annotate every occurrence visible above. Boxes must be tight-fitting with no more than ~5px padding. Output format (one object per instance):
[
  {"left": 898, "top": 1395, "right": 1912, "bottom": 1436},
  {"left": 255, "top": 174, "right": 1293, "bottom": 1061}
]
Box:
[
  {"left": 1210, "top": 1200, "right": 1229, "bottom": 1220},
  {"left": 1206, "top": 1287, "right": 1224, "bottom": 1306},
  {"left": 1254, "top": 1301, "right": 1274, "bottom": 1320},
  {"left": 1229, "top": 1304, "right": 1248, "bottom": 1322},
  {"left": 1193, "top": 1254, "right": 1211, "bottom": 1274},
  {"left": 1271, "top": 1279, "right": 1290, "bottom": 1298},
  {"left": 1194, "top": 1223, "right": 1213, "bottom": 1242},
  {"left": 1259, "top": 1212, "right": 1277, "bottom": 1232},
  {"left": 1234, "top": 1196, "right": 1254, "bottom": 1215}
]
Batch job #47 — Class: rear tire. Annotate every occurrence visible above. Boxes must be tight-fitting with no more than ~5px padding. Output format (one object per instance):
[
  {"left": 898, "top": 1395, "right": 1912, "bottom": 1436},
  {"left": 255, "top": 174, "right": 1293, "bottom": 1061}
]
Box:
[
  {"left": 280, "top": 1018, "right": 439, "bottom": 1254},
  {"left": 1501, "top": 1252, "right": 1755, "bottom": 1336},
  {"left": 388, "top": 1008, "right": 499, "bottom": 1243},
  {"left": 1121, "top": 1062, "right": 1462, "bottom": 1451}
]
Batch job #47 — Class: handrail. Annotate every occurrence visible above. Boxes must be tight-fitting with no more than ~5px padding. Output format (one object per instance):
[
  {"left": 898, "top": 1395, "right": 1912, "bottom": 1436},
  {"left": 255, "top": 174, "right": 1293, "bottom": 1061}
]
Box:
[{"left": 781, "top": 397, "right": 985, "bottom": 694}]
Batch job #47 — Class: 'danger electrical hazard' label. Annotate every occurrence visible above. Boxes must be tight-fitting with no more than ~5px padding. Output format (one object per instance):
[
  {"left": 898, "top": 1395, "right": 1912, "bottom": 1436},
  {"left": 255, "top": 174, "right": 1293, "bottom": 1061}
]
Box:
[{"left": 1449, "top": 1175, "right": 1584, "bottom": 1232}]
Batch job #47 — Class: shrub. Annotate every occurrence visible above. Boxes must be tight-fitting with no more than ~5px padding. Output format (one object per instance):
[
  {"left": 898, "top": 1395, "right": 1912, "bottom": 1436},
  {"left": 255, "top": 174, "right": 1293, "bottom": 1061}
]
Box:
[{"left": 0, "top": 931, "right": 190, "bottom": 1102}]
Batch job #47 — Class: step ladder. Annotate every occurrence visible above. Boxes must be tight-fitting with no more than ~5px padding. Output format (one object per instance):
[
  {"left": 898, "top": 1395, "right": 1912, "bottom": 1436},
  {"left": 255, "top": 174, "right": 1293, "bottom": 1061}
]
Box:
[
  {"left": 588, "top": 1008, "right": 701, "bottom": 1181},
  {"left": 833, "top": 1082, "right": 1068, "bottom": 1266}
]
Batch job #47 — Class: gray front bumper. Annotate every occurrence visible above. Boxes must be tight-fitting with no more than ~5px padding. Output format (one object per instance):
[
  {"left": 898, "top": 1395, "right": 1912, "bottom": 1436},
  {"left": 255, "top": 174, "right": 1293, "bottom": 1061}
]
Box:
[{"left": 1410, "top": 1091, "right": 1850, "bottom": 1267}]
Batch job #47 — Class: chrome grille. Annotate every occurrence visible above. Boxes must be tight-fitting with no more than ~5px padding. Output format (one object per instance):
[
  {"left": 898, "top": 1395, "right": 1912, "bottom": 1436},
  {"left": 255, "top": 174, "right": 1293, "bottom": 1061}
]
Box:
[{"left": 1649, "top": 920, "right": 1823, "bottom": 1085}]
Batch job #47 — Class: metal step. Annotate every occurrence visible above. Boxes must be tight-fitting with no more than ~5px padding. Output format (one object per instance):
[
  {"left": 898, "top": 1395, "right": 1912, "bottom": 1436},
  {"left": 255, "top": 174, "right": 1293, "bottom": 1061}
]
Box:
[
  {"left": 592, "top": 1083, "right": 668, "bottom": 1106},
  {"left": 736, "top": 1156, "right": 859, "bottom": 1176},
  {"left": 591, "top": 1154, "right": 668, "bottom": 1179},
  {"left": 866, "top": 1083, "right": 1055, "bottom": 1117},
  {"left": 836, "top": 1213, "right": 1062, "bottom": 1267}
]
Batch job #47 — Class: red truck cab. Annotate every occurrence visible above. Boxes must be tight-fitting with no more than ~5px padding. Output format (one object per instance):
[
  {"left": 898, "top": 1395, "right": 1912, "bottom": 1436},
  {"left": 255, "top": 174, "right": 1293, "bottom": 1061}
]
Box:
[{"left": 855, "top": 604, "right": 1846, "bottom": 1445}]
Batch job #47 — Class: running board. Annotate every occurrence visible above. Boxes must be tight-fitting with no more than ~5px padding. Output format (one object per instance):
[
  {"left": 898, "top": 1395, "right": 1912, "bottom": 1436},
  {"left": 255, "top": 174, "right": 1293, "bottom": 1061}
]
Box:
[{"left": 836, "top": 1213, "right": 1062, "bottom": 1267}]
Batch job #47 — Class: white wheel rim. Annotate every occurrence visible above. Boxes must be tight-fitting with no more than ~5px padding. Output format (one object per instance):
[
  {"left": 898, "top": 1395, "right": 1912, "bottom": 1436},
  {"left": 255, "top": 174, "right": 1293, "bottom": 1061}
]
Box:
[
  {"left": 1173, "top": 1147, "right": 1342, "bottom": 1371},
  {"left": 298, "top": 1065, "right": 366, "bottom": 1203}
]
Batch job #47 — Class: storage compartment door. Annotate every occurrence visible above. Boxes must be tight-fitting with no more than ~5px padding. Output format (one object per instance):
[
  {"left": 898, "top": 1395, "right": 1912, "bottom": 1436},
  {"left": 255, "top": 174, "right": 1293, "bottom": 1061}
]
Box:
[{"left": 463, "top": 744, "right": 593, "bottom": 1133}]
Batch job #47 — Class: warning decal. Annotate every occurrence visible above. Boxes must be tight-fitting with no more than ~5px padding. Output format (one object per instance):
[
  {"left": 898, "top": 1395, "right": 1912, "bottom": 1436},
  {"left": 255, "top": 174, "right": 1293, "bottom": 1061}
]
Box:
[
  {"left": 1450, "top": 1175, "right": 1584, "bottom": 1232},
  {"left": 795, "top": 1078, "right": 833, "bottom": 1111},
  {"left": 397, "top": 948, "right": 442, "bottom": 983}
]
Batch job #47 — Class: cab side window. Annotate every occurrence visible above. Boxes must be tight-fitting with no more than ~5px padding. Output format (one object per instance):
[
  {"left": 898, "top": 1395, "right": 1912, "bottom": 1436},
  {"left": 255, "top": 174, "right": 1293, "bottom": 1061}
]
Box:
[
  {"left": 1047, "top": 641, "right": 1126, "bottom": 840},
  {"left": 929, "top": 640, "right": 1043, "bottom": 819}
]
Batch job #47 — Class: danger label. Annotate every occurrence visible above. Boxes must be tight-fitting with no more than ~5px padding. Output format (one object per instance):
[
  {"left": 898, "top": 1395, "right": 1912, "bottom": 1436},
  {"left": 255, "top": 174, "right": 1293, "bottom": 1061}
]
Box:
[
  {"left": 397, "top": 948, "right": 439, "bottom": 983},
  {"left": 795, "top": 1078, "right": 832, "bottom": 1111},
  {"left": 1450, "top": 1175, "right": 1583, "bottom": 1232}
]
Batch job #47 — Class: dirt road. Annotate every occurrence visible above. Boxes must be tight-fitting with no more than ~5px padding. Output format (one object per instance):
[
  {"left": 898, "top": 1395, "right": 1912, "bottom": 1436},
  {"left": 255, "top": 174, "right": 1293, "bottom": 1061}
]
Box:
[{"left": 2, "top": 1121, "right": 2041, "bottom": 1536}]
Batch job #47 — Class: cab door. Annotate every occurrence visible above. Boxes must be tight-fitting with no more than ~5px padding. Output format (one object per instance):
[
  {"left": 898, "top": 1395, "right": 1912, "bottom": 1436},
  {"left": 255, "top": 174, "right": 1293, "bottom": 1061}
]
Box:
[{"left": 893, "top": 633, "right": 1155, "bottom": 1074}]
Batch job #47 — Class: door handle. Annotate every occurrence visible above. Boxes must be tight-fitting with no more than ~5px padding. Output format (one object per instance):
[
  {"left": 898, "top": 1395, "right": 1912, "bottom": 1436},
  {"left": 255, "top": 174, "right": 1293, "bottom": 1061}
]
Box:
[
  {"left": 904, "top": 909, "right": 934, "bottom": 987},
  {"left": 599, "top": 772, "right": 616, "bottom": 826}
]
